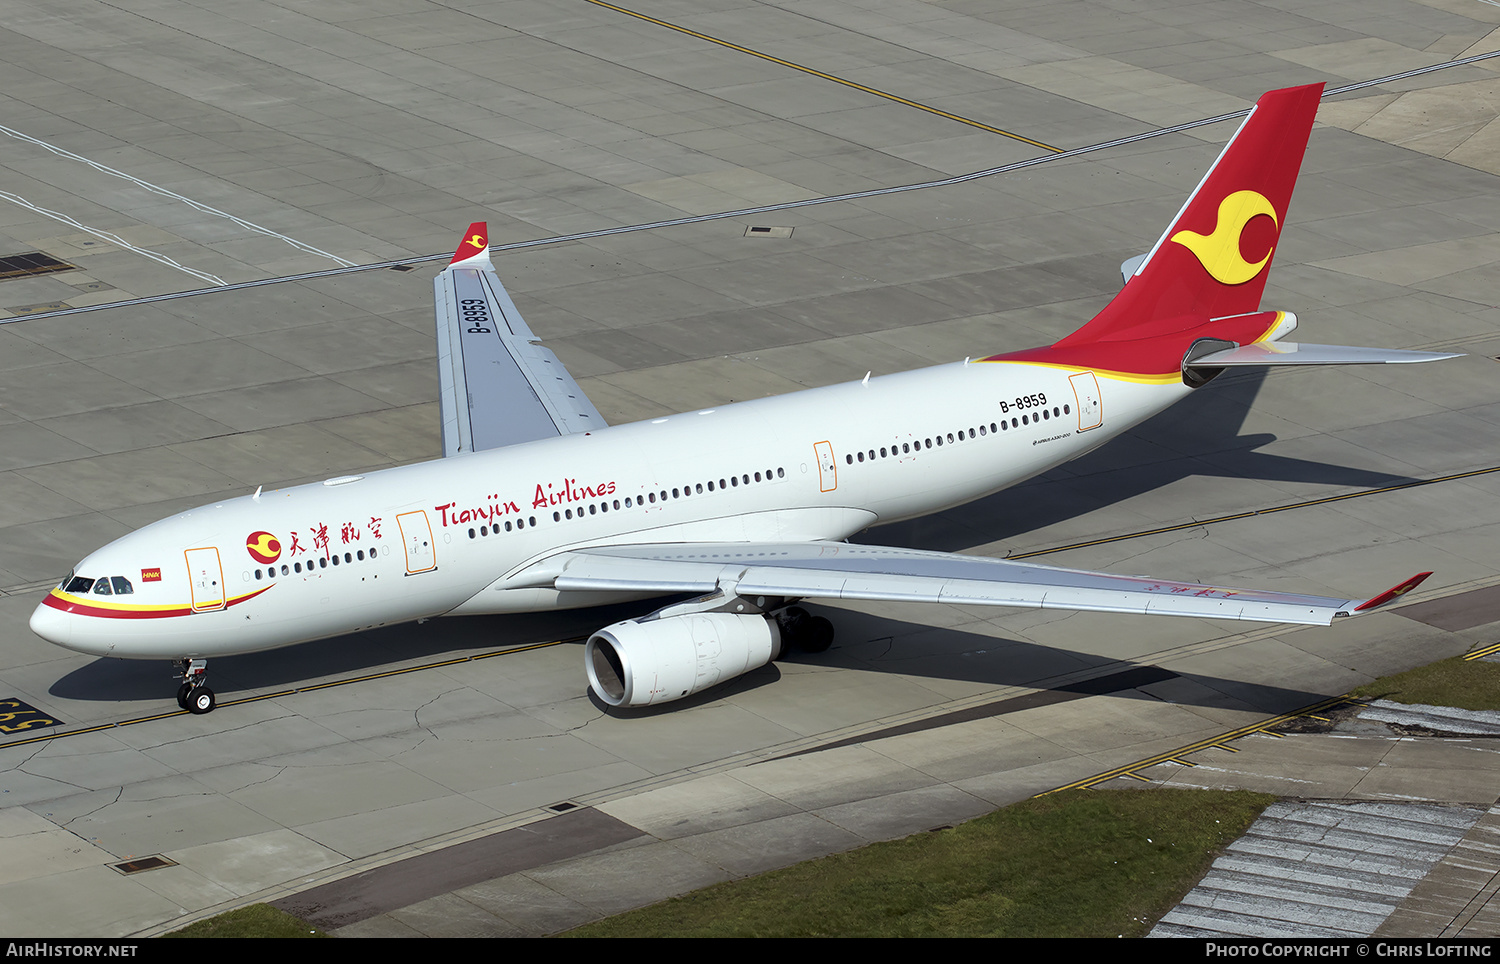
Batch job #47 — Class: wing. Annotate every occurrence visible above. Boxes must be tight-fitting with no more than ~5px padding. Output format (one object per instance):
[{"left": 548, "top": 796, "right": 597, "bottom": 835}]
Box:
[
  {"left": 433, "top": 223, "right": 606, "bottom": 455},
  {"left": 545, "top": 542, "right": 1429, "bottom": 626}
]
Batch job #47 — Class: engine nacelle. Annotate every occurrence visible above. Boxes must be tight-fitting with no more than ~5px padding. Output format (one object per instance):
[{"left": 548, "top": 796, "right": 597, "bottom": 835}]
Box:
[{"left": 585, "top": 613, "right": 782, "bottom": 708}]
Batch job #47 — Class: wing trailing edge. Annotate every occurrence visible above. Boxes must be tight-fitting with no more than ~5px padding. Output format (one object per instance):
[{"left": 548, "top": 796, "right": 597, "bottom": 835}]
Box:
[{"left": 544, "top": 542, "right": 1427, "bottom": 627}]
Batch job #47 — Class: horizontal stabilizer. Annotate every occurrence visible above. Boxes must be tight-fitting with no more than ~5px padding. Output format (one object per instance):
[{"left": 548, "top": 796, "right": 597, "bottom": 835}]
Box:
[
  {"left": 434, "top": 222, "right": 606, "bottom": 455},
  {"left": 1187, "top": 341, "right": 1462, "bottom": 369}
]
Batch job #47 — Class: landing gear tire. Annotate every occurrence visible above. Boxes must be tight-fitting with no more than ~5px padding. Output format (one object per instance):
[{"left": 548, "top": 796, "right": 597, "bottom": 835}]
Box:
[
  {"left": 802, "top": 616, "right": 834, "bottom": 653},
  {"left": 778, "top": 607, "right": 835, "bottom": 653},
  {"left": 187, "top": 687, "right": 216, "bottom": 715},
  {"left": 173, "top": 658, "right": 214, "bottom": 714}
]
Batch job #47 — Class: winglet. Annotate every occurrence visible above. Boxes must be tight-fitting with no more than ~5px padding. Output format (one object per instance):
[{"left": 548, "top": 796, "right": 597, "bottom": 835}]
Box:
[
  {"left": 1352, "top": 572, "right": 1433, "bottom": 613},
  {"left": 449, "top": 222, "right": 490, "bottom": 267}
]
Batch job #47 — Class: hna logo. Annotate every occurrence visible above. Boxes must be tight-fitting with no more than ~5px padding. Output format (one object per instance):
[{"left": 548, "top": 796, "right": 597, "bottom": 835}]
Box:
[
  {"left": 1170, "top": 190, "right": 1278, "bottom": 285},
  {"left": 246, "top": 531, "right": 282, "bottom": 565}
]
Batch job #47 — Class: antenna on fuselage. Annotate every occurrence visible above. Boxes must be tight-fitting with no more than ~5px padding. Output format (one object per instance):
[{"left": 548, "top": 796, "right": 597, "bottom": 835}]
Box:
[{"left": 252, "top": 485, "right": 262, "bottom": 502}]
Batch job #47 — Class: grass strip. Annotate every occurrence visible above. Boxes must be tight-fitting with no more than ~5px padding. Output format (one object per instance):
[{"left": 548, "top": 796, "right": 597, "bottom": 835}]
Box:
[
  {"left": 163, "top": 903, "right": 325, "bottom": 938},
  {"left": 1350, "top": 655, "right": 1500, "bottom": 711},
  {"left": 560, "top": 787, "right": 1274, "bottom": 937}
]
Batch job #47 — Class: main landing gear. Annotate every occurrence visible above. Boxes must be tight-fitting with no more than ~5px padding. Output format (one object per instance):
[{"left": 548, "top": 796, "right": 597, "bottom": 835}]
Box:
[
  {"left": 777, "top": 606, "right": 834, "bottom": 653},
  {"left": 174, "top": 658, "right": 216, "bottom": 714}
]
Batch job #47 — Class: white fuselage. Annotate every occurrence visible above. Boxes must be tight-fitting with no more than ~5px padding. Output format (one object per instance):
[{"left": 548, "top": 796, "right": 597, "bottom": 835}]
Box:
[{"left": 32, "top": 359, "right": 1188, "bottom": 660}]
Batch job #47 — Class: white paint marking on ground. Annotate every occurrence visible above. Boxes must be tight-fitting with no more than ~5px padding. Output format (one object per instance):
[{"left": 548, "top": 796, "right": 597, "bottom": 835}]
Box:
[
  {"left": 0, "top": 124, "right": 357, "bottom": 268},
  {"left": 0, "top": 190, "right": 226, "bottom": 286}
]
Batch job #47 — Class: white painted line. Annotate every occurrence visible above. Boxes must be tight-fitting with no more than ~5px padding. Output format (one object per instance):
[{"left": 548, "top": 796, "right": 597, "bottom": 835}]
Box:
[
  {"left": 0, "top": 189, "right": 226, "bottom": 286},
  {"left": 0, "top": 124, "right": 357, "bottom": 268}
]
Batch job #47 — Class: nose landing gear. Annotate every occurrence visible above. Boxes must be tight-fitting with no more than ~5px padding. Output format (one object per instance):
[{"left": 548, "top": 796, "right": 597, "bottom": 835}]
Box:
[{"left": 174, "top": 658, "right": 216, "bottom": 714}]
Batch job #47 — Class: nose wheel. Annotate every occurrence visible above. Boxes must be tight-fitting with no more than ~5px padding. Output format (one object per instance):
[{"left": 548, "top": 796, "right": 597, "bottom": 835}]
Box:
[{"left": 174, "top": 659, "right": 216, "bottom": 714}]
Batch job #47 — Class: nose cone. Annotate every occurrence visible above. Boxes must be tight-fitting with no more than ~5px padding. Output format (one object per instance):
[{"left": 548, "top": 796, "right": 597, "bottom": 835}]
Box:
[
  {"left": 30, "top": 598, "right": 70, "bottom": 647},
  {"left": 30, "top": 596, "right": 110, "bottom": 655}
]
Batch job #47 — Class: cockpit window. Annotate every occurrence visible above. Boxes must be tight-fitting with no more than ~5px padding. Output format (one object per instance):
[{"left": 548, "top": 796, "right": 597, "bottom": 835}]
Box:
[
  {"left": 110, "top": 577, "right": 133, "bottom": 595},
  {"left": 65, "top": 576, "right": 95, "bottom": 594},
  {"left": 94, "top": 579, "right": 113, "bottom": 595}
]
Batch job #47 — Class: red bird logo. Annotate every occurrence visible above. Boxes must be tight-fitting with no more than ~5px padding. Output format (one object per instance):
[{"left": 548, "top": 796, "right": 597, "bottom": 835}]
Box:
[{"left": 246, "top": 531, "right": 282, "bottom": 565}]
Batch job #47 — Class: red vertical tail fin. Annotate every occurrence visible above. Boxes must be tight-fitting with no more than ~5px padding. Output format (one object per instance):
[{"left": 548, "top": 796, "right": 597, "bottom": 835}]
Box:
[{"left": 1058, "top": 84, "right": 1323, "bottom": 348}]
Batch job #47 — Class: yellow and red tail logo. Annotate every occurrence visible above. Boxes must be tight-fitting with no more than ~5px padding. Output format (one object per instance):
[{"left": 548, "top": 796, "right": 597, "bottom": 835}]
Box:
[
  {"left": 1170, "top": 190, "right": 1278, "bottom": 285},
  {"left": 246, "top": 531, "right": 281, "bottom": 565},
  {"left": 449, "top": 222, "right": 489, "bottom": 265},
  {"left": 1050, "top": 83, "right": 1323, "bottom": 351}
]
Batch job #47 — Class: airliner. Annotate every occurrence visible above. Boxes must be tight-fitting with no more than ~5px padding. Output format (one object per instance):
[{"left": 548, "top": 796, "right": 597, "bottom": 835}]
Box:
[{"left": 30, "top": 84, "right": 1454, "bottom": 715}]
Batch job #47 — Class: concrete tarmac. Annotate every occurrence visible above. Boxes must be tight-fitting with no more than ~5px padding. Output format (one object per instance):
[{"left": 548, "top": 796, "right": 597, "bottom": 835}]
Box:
[{"left": 1, "top": 0, "right": 1500, "bottom": 938}]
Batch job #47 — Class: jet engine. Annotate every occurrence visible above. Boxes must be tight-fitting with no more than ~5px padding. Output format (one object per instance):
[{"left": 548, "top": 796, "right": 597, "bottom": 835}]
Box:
[{"left": 585, "top": 613, "right": 782, "bottom": 708}]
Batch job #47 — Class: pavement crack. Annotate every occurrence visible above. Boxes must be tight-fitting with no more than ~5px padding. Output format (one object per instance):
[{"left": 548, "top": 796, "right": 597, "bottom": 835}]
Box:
[{"left": 60, "top": 786, "right": 122, "bottom": 826}]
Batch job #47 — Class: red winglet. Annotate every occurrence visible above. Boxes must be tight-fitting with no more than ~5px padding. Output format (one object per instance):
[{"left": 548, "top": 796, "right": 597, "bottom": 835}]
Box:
[
  {"left": 449, "top": 222, "right": 489, "bottom": 265},
  {"left": 1354, "top": 572, "right": 1433, "bottom": 612}
]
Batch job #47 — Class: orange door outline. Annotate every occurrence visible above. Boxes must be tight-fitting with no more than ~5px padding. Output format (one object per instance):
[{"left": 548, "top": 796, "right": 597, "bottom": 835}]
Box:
[
  {"left": 184, "top": 547, "right": 225, "bottom": 612},
  {"left": 814, "top": 441, "right": 837, "bottom": 492},
  {"left": 396, "top": 510, "right": 437, "bottom": 574},
  {"left": 1069, "top": 371, "right": 1103, "bottom": 431}
]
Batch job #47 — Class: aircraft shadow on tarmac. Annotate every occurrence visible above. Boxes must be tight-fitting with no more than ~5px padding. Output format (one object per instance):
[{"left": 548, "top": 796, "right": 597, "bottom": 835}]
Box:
[
  {"left": 50, "top": 601, "right": 1330, "bottom": 728},
  {"left": 870, "top": 368, "right": 1422, "bottom": 553}
]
